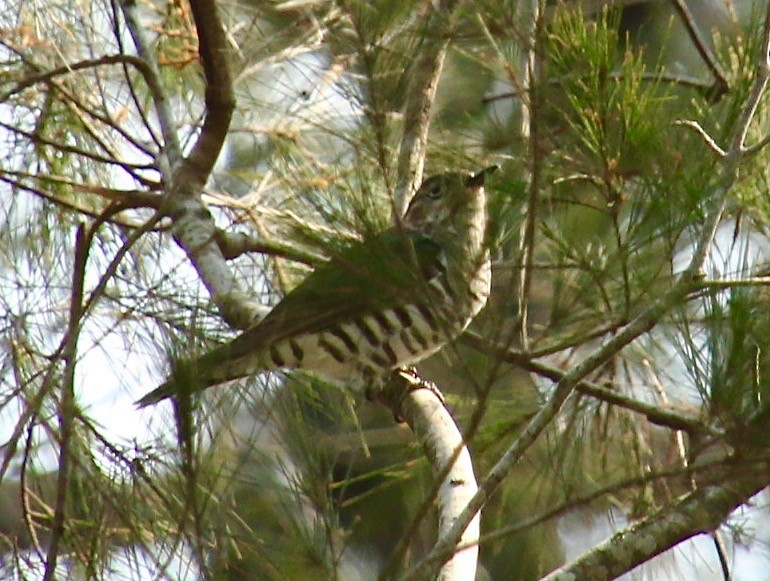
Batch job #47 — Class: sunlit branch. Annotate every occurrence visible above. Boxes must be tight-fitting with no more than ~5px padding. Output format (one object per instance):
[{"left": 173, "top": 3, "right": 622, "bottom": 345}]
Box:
[
  {"left": 674, "top": 120, "right": 726, "bottom": 157},
  {"left": 375, "top": 370, "right": 479, "bottom": 581},
  {"left": 213, "top": 229, "right": 325, "bottom": 267}
]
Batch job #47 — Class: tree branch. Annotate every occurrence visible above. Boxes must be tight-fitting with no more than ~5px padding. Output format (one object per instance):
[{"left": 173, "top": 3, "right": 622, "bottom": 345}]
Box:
[
  {"left": 394, "top": 0, "right": 460, "bottom": 215},
  {"left": 462, "top": 331, "right": 715, "bottom": 435},
  {"left": 121, "top": 0, "right": 266, "bottom": 329},
  {"left": 120, "top": 0, "right": 182, "bottom": 169},
  {"left": 213, "top": 229, "right": 326, "bottom": 266},
  {"left": 182, "top": 0, "right": 235, "bottom": 185},
  {"left": 669, "top": 0, "right": 729, "bottom": 100},
  {"left": 515, "top": 0, "right": 544, "bottom": 349},
  {"left": 542, "top": 471, "right": 769, "bottom": 579},
  {"left": 43, "top": 224, "right": 89, "bottom": 580},
  {"left": 377, "top": 370, "right": 479, "bottom": 581}
]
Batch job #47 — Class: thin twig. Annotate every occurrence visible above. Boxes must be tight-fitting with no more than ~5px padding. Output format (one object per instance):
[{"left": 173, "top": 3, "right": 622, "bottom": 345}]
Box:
[
  {"left": 0, "top": 175, "right": 150, "bottom": 227},
  {"left": 697, "top": 276, "right": 770, "bottom": 288},
  {"left": 119, "top": 0, "right": 182, "bottom": 170},
  {"left": 483, "top": 70, "right": 721, "bottom": 103},
  {"left": 669, "top": 0, "right": 729, "bottom": 98},
  {"left": 0, "top": 54, "right": 153, "bottom": 102},
  {"left": 20, "top": 420, "right": 45, "bottom": 562},
  {"left": 674, "top": 120, "right": 726, "bottom": 157},
  {"left": 82, "top": 210, "right": 165, "bottom": 318},
  {"left": 462, "top": 331, "right": 713, "bottom": 434},
  {"left": 43, "top": 224, "right": 89, "bottom": 580},
  {"left": 0, "top": 346, "right": 57, "bottom": 487},
  {"left": 711, "top": 530, "right": 731, "bottom": 580},
  {"left": 3, "top": 169, "right": 161, "bottom": 205},
  {"left": 516, "top": 0, "right": 544, "bottom": 349},
  {"left": 109, "top": 0, "right": 163, "bottom": 152},
  {"left": 0, "top": 120, "right": 159, "bottom": 186},
  {"left": 742, "top": 130, "right": 770, "bottom": 155}
]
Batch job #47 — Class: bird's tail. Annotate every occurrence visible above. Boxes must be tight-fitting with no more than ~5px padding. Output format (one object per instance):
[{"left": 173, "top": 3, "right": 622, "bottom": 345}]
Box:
[
  {"left": 135, "top": 357, "right": 202, "bottom": 408},
  {"left": 135, "top": 380, "right": 176, "bottom": 408},
  {"left": 135, "top": 345, "right": 249, "bottom": 408}
]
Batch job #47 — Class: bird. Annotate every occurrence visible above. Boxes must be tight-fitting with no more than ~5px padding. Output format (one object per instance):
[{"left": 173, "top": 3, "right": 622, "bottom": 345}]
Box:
[{"left": 136, "top": 167, "right": 496, "bottom": 408}]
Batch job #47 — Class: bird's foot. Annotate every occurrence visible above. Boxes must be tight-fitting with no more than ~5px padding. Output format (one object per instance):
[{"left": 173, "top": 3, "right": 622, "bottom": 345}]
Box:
[{"left": 372, "top": 367, "right": 445, "bottom": 423}]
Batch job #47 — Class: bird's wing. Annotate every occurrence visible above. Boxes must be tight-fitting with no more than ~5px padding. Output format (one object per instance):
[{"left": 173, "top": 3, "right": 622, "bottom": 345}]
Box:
[{"left": 222, "top": 228, "right": 442, "bottom": 360}]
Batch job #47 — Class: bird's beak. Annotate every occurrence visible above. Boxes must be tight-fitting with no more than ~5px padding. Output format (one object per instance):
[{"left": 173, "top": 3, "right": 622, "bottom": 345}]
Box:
[{"left": 465, "top": 165, "right": 499, "bottom": 188}]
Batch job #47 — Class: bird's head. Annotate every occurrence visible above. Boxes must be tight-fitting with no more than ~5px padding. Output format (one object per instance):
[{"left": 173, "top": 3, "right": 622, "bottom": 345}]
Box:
[{"left": 403, "top": 166, "right": 497, "bottom": 239}]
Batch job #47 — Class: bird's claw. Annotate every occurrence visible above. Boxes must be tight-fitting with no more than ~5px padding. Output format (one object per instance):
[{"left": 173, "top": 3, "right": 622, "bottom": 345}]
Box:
[{"left": 372, "top": 367, "right": 446, "bottom": 423}]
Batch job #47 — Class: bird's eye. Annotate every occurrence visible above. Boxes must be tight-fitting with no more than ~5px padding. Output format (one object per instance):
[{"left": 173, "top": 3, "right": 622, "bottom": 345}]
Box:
[{"left": 426, "top": 184, "right": 443, "bottom": 199}]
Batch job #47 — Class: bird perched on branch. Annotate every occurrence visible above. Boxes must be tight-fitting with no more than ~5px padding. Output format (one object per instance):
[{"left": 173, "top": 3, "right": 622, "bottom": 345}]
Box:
[{"left": 136, "top": 167, "right": 496, "bottom": 407}]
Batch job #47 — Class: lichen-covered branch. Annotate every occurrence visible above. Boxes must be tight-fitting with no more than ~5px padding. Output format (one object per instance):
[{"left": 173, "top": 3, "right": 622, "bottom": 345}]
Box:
[{"left": 542, "top": 472, "right": 769, "bottom": 580}]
